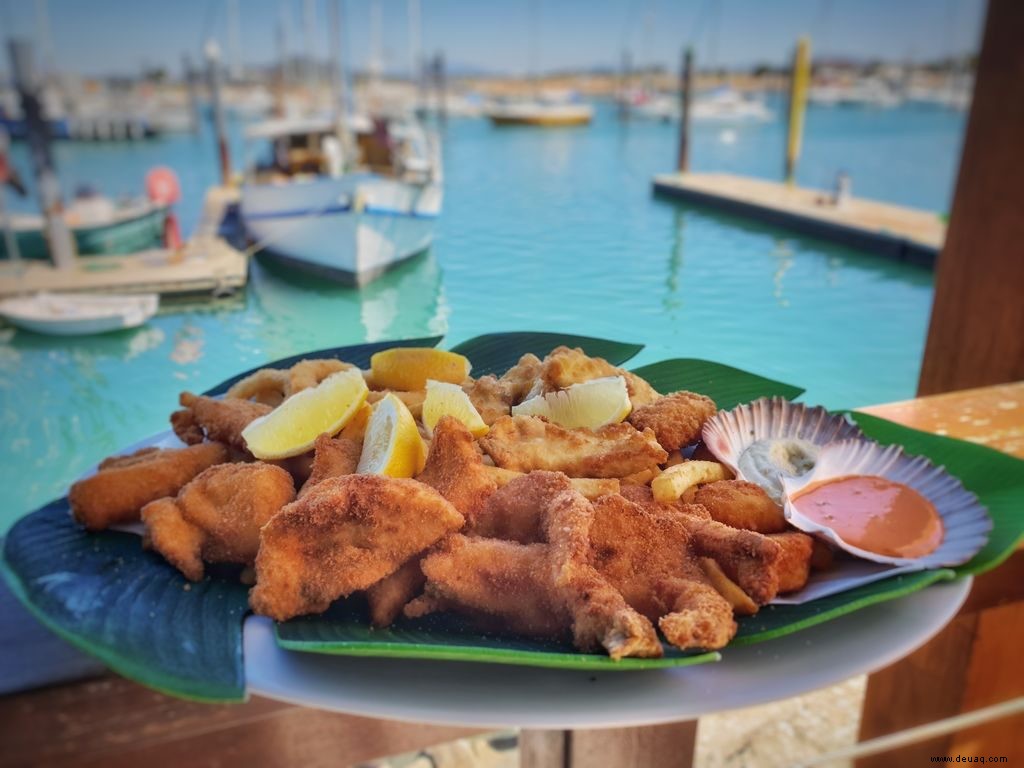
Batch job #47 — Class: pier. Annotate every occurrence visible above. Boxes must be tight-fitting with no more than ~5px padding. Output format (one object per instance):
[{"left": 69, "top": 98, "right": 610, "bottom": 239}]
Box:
[
  {"left": 653, "top": 172, "right": 945, "bottom": 266},
  {"left": 0, "top": 187, "right": 248, "bottom": 298}
]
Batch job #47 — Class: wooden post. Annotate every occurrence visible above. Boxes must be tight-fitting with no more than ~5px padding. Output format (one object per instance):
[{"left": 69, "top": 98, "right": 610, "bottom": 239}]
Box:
[
  {"left": 619, "top": 49, "right": 632, "bottom": 121},
  {"left": 676, "top": 47, "right": 693, "bottom": 173},
  {"left": 435, "top": 52, "right": 447, "bottom": 125},
  {"left": 917, "top": 0, "right": 1024, "bottom": 395},
  {"left": 521, "top": 722, "right": 697, "bottom": 768},
  {"left": 784, "top": 37, "right": 810, "bottom": 185},
  {"left": 182, "top": 54, "right": 200, "bottom": 134},
  {"left": 205, "top": 40, "right": 231, "bottom": 187},
  {"left": 7, "top": 38, "right": 75, "bottom": 268}
]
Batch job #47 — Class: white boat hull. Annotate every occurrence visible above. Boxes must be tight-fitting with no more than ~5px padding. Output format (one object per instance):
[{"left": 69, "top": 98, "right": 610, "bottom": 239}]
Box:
[
  {"left": 241, "top": 175, "right": 442, "bottom": 286},
  {"left": 0, "top": 292, "right": 159, "bottom": 335}
]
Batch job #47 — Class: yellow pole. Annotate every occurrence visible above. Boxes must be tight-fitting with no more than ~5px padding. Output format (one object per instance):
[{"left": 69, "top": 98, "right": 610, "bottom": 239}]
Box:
[{"left": 785, "top": 36, "right": 811, "bottom": 185}]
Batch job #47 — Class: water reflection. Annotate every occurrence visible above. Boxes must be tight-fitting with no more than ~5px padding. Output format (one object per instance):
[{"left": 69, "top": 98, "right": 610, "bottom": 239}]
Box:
[
  {"left": 772, "top": 239, "right": 794, "bottom": 307},
  {"left": 665, "top": 208, "right": 686, "bottom": 314}
]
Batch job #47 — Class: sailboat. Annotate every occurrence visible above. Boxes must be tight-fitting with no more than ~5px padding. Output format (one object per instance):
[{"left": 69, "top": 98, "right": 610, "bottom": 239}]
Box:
[{"left": 239, "top": 0, "right": 442, "bottom": 287}]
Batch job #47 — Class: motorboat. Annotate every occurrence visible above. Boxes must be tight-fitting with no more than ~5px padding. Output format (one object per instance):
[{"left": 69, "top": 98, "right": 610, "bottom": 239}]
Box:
[
  {"left": 0, "top": 291, "right": 159, "bottom": 335},
  {"left": 484, "top": 93, "right": 593, "bottom": 127},
  {"left": 632, "top": 87, "right": 772, "bottom": 123},
  {"left": 239, "top": 115, "right": 442, "bottom": 286}
]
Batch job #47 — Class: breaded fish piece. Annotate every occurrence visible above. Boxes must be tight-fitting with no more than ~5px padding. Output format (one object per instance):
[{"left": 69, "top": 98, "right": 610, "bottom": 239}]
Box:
[
  {"left": 470, "top": 470, "right": 574, "bottom": 542},
  {"left": 172, "top": 392, "right": 272, "bottom": 450},
  {"left": 463, "top": 375, "right": 512, "bottom": 426},
  {"left": 367, "top": 557, "right": 427, "bottom": 627},
  {"left": 628, "top": 391, "right": 718, "bottom": 452},
  {"left": 769, "top": 531, "right": 815, "bottom": 593},
  {"left": 543, "top": 489, "right": 663, "bottom": 659},
  {"left": 618, "top": 483, "right": 712, "bottom": 520},
  {"left": 589, "top": 494, "right": 737, "bottom": 651},
  {"left": 536, "top": 346, "right": 660, "bottom": 408},
  {"left": 499, "top": 353, "right": 544, "bottom": 403},
  {"left": 69, "top": 442, "right": 230, "bottom": 531},
  {"left": 683, "top": 516, "right": 782, "bottom": 605},
  {"left": 250, "top": 475, "right": 464, "bottom": 621},
  {"left": 298, "top": 433, "right": 362, "bottom": 498},
  {"left": 142, "top": 462, "right": 295, "bottom": 581},
  {"left": 480, "top": 415, "right": 668, "bottom": 478},
  {"left": 406, "top": 535, "right": 570, "bottom": 638},
  {"left": 692, "top": 480, "right": 788, "bottom": 533},
  {"left": 416, "top": 416, "right": 498, "bottom": 522}
]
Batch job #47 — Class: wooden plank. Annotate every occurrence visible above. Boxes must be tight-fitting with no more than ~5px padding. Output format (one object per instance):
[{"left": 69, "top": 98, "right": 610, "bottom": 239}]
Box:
[
  {"left": 520, "top": 731, "right": 567, "bottom": 768},
  {"left": 652, "top": 171, "right": 944, "bottom": 263},
  {"left": 0, "top": 674, "right": 484, "bottom": 768},
  {"left": 917, "top": 0, "right": 1024, "bottom": 395},
  {"left": 948, "top": 604, "right": 1024, "bottom": 761},
  {"left": 856, "top": 612, "right": 978, "bottom": 766},
  {"left": 568, "top": 722, "right": 697, "bottom": 768}
]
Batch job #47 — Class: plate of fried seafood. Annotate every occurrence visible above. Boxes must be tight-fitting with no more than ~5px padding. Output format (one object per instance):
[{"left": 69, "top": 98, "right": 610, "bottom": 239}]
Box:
[{"left": 2, "top": 332, "right": 1021, "bottom": 709}]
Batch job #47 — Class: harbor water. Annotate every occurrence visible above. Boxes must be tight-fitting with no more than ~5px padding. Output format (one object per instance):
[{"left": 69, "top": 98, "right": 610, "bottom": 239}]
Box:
[{"left": 0, "top": 100, "right": 966, "bottom": 530}]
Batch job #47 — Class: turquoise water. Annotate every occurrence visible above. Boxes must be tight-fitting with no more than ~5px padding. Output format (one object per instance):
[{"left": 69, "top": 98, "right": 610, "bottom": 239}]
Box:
[{"left": 0, "top": 100, "right": 965, "bottom": 530}]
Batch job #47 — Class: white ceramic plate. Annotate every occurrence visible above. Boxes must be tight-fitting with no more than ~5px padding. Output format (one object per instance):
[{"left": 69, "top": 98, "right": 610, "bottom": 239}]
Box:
[{"left": 244, "top": 577, "right": 970, "bottom": 730}]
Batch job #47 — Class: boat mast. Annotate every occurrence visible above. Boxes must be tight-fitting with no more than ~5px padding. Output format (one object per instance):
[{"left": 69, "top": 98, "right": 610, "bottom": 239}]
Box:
[
  {"left": 227, "top": 0, "right": 242, "bottom": 82},
  {"left": 408, "top": 0, "right": 422, "bottom": 110},
  {"left": 328, "top": 0, "right": 351, "bottom": 156},
  {"left": 7, "top": 39, "right": 75, "bottom": 269},
  {"left": 369, "top": 0, "right": 383, "bottom": 110}
]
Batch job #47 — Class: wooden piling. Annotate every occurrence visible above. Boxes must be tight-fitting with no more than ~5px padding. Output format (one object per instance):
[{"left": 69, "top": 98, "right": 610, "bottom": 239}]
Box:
[
  {"left": 205, "top": 41, "right": 231, "bottom": 187},
  {"left": 784, "top": 37, "right": 811, "bottom": 185},
  {"left": 677, "top": 47, "right": 694, "bottom": 173}
]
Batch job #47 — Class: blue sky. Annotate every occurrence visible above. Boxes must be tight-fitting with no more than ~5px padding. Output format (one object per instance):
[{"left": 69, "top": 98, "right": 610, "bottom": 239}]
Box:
[{"left": 0, "top": 0, "right": 986, "bottom": 78}]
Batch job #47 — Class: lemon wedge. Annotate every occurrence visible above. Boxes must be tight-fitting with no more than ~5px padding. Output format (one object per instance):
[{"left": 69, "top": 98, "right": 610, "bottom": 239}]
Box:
[
  {"left": 511, "top": 375, "right": 631, "bottom": 429},
  {"left": 369, "top": 347, "right": 471, "bottom": 391},
  {"left": 357, "top": 392, "right": 426, "bottom": 477},
  {"left": 242, "top": 368, "right": 369, "bottom": 459},
  {"left": 422, "top": 380, "right": 489, "bottom": 436}
]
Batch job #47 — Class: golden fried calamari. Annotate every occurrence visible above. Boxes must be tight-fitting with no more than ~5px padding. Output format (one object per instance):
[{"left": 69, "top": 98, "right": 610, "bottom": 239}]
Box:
[
  {"left": 69, "top": 443, "right": 230, "bottom": 531},
  {"left": 226, "top": 368, "right": 290, "bottom": 406},
  {"left": 141, "top": 462, "right": 295, "bottom": 581},
  {"left": 250, "top": 475, "right": 464, "bottom": 621},
  {"left": 692, "top": 480, "right": 788, "bottom": 534},
  {"left": 480, "top": 415, "right": 667, "bottom": 478},
  {"left": 628, "top": 391, "right": 718, "bottom": 452},
  {"left": 172, "top": 392, "right": 271, "bottom": 450}
]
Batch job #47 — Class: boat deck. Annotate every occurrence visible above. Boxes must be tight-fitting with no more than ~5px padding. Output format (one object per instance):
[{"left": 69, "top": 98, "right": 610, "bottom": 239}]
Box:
[
  {"left": 0, "top": 187, "right": 247, "bottom": 298},
  {"left": 652, "top": 172, "right": 945, "bottom": 266}
]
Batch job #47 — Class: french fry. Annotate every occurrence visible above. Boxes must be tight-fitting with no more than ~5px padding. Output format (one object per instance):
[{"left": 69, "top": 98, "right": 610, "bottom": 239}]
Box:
[
  {"left": 482, "top": 465, "right": 619, "bottom": 499},
  {"left": 621, "top": 466, "right": 661, "bottom": 486},
  {"left": 699, "top": 557, "right": 758, "bottom": 616},
  {"left": 651, "top": 460, "right": 729, "bottom": 502}
]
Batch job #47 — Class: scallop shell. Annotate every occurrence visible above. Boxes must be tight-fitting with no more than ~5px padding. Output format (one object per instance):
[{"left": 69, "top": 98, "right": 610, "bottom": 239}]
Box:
[
  {"left": 701, "top": 397, "right": 865, "bottom": 501},
  {"left": 781, "top": 439, "right": 992, "bottom": 568}
]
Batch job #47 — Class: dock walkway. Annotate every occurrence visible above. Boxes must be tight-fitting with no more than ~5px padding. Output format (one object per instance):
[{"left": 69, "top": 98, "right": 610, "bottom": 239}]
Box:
[
  {"left": 653, "top": 172, "right": 945, "bottom": 266},
  {"left": 0, "top": 187, "right": 247, "bottom": 298}
]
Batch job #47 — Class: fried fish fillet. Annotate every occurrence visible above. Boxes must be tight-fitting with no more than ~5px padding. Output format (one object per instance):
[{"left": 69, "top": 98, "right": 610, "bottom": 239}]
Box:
[
  {"left": 692, "top": 480, "right": 788, "bottom": 533},
  {"left": 543, "top": 489, "right": 663, "bottom": 659},
  {"left": 406, "top": 535, "right": 571, "bottom": 638},
  {"left": 297, "top": 433, "right": 363, "bottom": 498},
  {"left": 69, "top": 442, "right": 230, "bottom": 531},
  {"left": 480, "top": 415, "right": 668, "bottom": 478},
  {"left": 250, "top": 475, "right": 464, "bottom": 621},
  {"left": 367, "top": 557, "right": 427, "bottom": 627},
  {"left": 172, "top": 392, "right": 272, "bottom": 450},
  {"left": 142, "top": 462, "right": 296, "bottom": 581},
  {"left": 416, "top": 415, "right": 498, "bottom": 522},
  {"left": 628, "top": 391, "right": 718, "bottom": 452},
  {"left": 683, "top": 516, "right": 783, "bottom": 605},
  {"left": 463, "top": 375, "right": 512, "bottom": 426},
  {"left": 768, "top": 531, "right": 815, "bottom": 593},
  {"left": 470, "top": 470, "right": 574, "bottom": 542},
  {"left": 588, "top": 494, "right": 737, "bottom": 651},
  {"left": 535, "top": 346, "right": 660, "bottom": 408}
]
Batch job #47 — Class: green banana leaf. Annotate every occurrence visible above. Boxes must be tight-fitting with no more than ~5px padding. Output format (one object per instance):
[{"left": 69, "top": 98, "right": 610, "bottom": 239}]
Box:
[{"left": 629, "top": 358, "right": 804, "bottom": 409}]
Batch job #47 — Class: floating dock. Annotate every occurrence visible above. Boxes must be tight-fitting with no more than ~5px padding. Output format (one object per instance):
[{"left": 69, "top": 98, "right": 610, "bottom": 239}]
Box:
[
  {"left": 0, "top": 187, "right": 247, "bottom": 299},
  {"left": 652, "top": 172, "right": 945, "bottom": 266}
]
